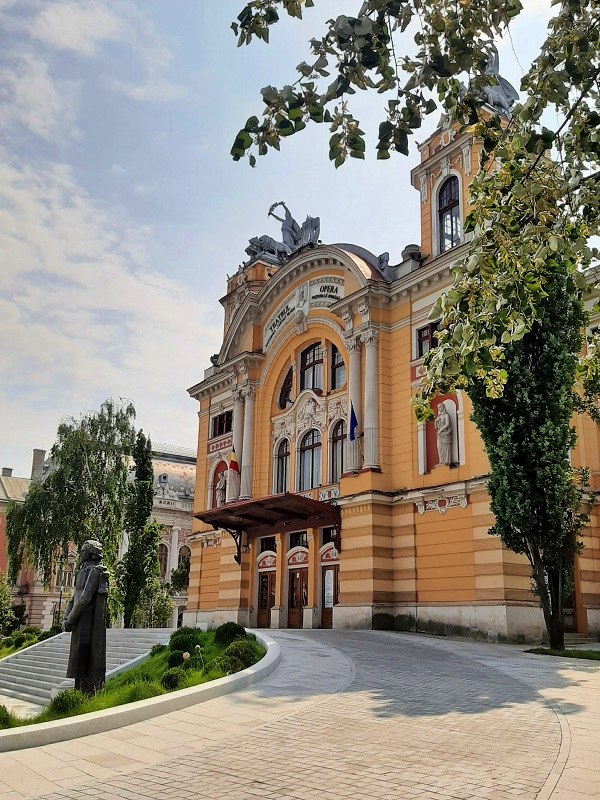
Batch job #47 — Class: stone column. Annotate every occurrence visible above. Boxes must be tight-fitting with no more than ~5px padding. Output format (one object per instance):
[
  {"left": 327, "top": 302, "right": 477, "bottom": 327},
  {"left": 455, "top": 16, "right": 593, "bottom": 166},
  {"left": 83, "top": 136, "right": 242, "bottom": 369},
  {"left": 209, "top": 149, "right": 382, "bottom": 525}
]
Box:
[
  {"left": 362, "top": 328, "right": 380, "bottom": 469},
  {"left": 345, "top": 333, "right": 362, "bottom": 471},
  {"left": 169, "top": 527, "right": 180, "bottom": 629},
  {"left": 303, "top": 529, "right": 318, "bottom": 629},
  {"left": 271, "top": 533, "right": 285, "bottom": 628},
  {"left": 240, "top": 386, "right": 255, "bottom": 499}
]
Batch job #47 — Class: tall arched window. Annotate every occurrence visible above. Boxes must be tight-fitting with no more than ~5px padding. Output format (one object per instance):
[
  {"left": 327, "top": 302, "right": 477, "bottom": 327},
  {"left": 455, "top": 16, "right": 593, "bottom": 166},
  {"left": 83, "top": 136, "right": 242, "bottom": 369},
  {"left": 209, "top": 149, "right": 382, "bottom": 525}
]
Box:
[
  {"left": 158, "top": 543, "right": 168, "bottom": 581},
  {"left": 275, "top": 438, "right": 290, "bottom": 493},
  {"left": 330, "top": 345, "right": 346, "bottom": 390},
  {"left": 278, "top": 367, "right": 293, "bottom": 409},
  {"left": 330, "top": 419, "right": 347, "bottom": 483},
  {"left": 299, "top": 429, "right": 321, "bottom": 490},
  {"left": 178, "top": 544, "right": 191, "bottom": 567},
  {"left": 438, "top": 176, "right": 461, "bottom": 252},
  {"left": 300, "top": 343, "right": 324, "bottom": 392}
]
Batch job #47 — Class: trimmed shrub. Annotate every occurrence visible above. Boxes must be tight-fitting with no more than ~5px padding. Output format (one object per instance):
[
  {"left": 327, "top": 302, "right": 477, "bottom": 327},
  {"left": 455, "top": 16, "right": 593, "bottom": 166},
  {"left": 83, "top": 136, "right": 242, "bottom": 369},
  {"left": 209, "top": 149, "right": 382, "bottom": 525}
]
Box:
[
  {"left": 0, "top": 704, "right": 14, "bottom": 729},
  {"left": 49, "top": 624, "right": 63, "bottom": 636},
  {"left": 223, "top": 639, "right": 257, "bottom": 670},
  {"left": 38, "top": 630, "right": 56, "bottom": 642},
  {"left": 21, "top": 626, "right": 42, "bottom": 637},
  {"left": 160, "top": 667, "right": 185, "bottom": 691},
  {"left": 48, "top": 689, "right": 86, "bottom": 715},
  {"left": 169, "top": 628, "right": 203, "bottom": 652},
  {"left": 214, "top": 621, "right": 246, "bottom": 649},
  {"left": 122, "top": 680, "right": 163, "bottom": 703},
  {"left": 210, "top": 654, "right": 244, "bottom": 676},
  {"left": 150, "top": 643, "right": 167, "bottom": 657},
  {"left": 167, "top": 649, "right": 185, "bottom": 669},
  {"left": 12, "top": 633, "right": 26, "bottom": 648},
  {"left": 181, "top": 653, "right": 202, "bottom": 671},
  {"left": 2, "top": 635, "right": 14, "bottom": 648}
]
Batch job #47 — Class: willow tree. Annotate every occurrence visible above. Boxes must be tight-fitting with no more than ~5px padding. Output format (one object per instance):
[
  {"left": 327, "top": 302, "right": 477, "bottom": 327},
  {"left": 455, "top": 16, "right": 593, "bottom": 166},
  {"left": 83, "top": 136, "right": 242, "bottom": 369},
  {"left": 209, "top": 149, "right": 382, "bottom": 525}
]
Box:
[
  {"left": 6, "top": 399, "right": 137, "bottom": 611},
  {"left": 230, "top": 1, "right": 600, "bottom": 648}
]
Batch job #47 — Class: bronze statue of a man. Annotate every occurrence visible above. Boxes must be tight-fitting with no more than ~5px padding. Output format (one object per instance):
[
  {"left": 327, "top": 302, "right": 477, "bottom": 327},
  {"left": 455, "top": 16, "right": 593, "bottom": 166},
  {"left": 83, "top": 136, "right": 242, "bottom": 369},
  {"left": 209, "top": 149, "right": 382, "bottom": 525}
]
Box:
[{"left": 63, "top": 539, "right": 109, "bottom": 695}]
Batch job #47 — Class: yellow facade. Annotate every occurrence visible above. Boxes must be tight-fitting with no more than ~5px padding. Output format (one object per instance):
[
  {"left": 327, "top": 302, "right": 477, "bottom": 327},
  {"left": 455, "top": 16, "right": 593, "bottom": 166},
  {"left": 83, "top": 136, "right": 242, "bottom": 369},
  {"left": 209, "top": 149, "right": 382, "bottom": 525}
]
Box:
[{"left": 186, "top": 122, "right": 600, "bottom": 642}]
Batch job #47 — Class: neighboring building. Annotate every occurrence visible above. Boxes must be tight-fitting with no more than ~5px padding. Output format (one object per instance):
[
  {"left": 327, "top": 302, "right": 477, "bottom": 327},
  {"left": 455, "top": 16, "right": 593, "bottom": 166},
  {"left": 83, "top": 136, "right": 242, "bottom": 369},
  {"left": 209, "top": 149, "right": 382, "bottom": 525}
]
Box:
[
  {"left": 5, "top": 445, "right": 195, "bottom": 629},
  {"left": 185, "top": 118, "right": 600, "bottom": 642},
  {"left": 149, "top": 443, "right": 195, "bottom": 627}
]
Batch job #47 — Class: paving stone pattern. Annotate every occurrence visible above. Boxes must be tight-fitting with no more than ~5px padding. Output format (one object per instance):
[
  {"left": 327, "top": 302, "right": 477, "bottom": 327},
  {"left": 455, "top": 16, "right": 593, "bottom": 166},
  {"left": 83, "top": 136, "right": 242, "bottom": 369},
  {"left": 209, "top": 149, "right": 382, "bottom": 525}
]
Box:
[{"left": 17, "top": 630, "right": 568, "bottom": 800}]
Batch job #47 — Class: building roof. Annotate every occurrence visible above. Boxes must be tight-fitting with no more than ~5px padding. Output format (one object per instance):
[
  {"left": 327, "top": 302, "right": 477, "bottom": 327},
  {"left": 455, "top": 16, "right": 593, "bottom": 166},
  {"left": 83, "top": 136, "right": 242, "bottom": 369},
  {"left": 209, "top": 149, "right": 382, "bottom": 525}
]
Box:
[
  {"left": 0, "top": 475, "right": 31, "bottom": 504},
  {"left": 151, "top": 443, "right": 197, "bottom": 460}
]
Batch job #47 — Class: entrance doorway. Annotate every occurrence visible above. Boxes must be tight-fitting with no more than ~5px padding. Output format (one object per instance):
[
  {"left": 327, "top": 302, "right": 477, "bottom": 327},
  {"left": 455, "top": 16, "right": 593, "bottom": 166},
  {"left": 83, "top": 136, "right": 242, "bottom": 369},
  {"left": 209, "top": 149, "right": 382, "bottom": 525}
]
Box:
[
  {"left": 287, "top": 568, "right": 308, "bottom": 628},
  {"left": 257, "top": 571, "right": 276, "bottom": 628},
  {"left": 321, "top": 564, "right": 339, "bottom": 629}
]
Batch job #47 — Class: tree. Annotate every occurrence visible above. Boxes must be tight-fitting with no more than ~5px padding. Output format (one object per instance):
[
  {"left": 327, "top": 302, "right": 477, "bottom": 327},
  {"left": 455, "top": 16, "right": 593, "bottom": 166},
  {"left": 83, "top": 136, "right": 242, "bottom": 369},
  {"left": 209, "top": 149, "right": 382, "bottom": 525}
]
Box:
[
  {"left": 230, "top": 1, "right": 600, "bottom": 648},
  {"left": 168, "top": 553, "right": 190, "bottom": 595},
  {"left": 131, "top": 577, "right": 173, "bottom": 629},
  {"left": 0, "top": 572, "right": 16, "bottom": 635},
  {"left": 118, "top": 431, "right": 156, "bottom": 627},
  {"left": 6, "top": 399, "right": 138, "bottom": 614}
]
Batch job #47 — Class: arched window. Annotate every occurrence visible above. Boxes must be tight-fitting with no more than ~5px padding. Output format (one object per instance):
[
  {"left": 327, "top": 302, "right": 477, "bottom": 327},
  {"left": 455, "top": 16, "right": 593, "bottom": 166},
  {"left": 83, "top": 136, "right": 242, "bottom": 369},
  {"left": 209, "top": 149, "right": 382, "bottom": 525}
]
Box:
[
  {"left": 158, "top": 544, "right": 168, "bottom": 581},
  {"left": 330, "top": 419, "right": 347, "bottom": 483},
  {"left": 330, "top": 345, "right": 346, "bottom": 390},
  {"left": 278, "top": 367, "right": 293, "bottom": 409},
  {"left": 178, "top": 545, "right": 191, "bottom": 567},
  {"left": 438, "top": 176, "right": 461, "bottom": 252},
  {"left": 300, "top": 343, "right": 324, "bottom": 392},
  {"left": 275, "top": 438, "right": 290, "bottom": 493},
  {"left": 299, "top": 429, "right": 321, "bottom": 490}
]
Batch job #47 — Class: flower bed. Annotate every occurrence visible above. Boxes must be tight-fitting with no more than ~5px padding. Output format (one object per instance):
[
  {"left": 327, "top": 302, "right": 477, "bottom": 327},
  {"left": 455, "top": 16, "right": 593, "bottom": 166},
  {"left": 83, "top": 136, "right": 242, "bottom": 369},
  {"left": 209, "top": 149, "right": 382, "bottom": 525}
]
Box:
[{"left": 0, "top": 622, "right": 264, "bottom": 729}]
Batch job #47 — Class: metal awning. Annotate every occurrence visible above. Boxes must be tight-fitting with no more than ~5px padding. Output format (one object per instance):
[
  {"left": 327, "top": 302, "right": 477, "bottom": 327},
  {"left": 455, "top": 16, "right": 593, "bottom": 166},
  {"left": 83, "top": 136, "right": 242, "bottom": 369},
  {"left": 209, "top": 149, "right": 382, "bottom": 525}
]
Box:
[{"left": 195, "top": 492, "right": 341, "bottom": 564}]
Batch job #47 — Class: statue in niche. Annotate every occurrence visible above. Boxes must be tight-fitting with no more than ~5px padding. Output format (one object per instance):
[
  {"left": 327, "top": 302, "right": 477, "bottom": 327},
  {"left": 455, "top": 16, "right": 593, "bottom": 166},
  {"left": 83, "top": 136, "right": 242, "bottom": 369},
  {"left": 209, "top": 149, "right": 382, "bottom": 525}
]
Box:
[
  {"left": 268, "top": 202, "right": 320, "bottom": 251},
  {"left": 63, "top": 539, "right": 108, "bottom": 696},
  {"left": 482, "top": 43, "right": 519, "bottom": 117},
  {"left": 435, "top": 402, "right": 453, "bottom": 466},
  {"left": 215, "top": 470, "right": 228, "bottom": 507}
]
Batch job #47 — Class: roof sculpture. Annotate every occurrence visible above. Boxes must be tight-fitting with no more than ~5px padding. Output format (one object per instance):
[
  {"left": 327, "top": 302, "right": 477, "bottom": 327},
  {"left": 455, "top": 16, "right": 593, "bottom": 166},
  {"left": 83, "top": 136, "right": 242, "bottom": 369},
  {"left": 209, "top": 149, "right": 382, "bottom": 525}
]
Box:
[{"left": 244, "top": 202, "right": 320, "bottom": 265}]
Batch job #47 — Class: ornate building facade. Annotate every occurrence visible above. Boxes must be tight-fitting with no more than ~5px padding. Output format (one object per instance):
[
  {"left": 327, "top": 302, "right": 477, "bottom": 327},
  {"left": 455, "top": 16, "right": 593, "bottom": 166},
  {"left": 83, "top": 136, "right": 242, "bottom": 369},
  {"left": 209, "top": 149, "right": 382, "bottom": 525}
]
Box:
[{"left": 185, "top": 120, "right": 600, "bottom": 642}]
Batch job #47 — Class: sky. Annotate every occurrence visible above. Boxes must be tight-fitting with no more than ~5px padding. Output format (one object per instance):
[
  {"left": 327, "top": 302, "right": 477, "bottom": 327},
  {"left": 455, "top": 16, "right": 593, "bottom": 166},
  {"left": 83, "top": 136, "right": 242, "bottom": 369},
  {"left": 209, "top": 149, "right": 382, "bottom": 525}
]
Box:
[{"left": 0, "top": 0, "right": 553, "bottom": 479}]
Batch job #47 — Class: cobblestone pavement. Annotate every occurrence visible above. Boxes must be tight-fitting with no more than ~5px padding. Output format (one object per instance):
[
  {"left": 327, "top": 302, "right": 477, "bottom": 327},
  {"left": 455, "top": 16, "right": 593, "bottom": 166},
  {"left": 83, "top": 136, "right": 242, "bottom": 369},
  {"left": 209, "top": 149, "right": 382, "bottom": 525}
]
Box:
[{"left": 2, "top": 630, "right": 600, "bottom": 799}]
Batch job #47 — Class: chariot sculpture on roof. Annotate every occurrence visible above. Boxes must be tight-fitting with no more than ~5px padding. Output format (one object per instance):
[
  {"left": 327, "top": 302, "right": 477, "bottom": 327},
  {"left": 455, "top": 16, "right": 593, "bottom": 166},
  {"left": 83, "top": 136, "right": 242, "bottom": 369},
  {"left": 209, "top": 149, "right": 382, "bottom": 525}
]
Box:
[{"left": 244, "top": 202, "right": 320, "bottom": 265}]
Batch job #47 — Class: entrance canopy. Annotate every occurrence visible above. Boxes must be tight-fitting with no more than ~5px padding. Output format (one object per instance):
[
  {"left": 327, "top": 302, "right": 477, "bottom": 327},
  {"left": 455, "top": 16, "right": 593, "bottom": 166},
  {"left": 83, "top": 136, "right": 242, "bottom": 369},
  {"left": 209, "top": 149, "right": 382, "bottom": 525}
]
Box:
[{"left": 195, "top": 492, "right": 341, "bottom": 564}]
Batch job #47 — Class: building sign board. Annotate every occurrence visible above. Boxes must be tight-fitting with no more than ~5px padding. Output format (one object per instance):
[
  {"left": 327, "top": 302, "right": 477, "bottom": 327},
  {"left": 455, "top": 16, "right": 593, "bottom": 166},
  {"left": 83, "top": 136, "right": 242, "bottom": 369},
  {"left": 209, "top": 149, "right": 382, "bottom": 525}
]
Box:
[
  {"left": 207, "top": 433, "right": 233, "bottom": 455},
  {"left": 324, "top": 568, "right": 335, "bottom": 608},
  {"left": 263, "top": 276, "right": 344, "bottom": 349}
]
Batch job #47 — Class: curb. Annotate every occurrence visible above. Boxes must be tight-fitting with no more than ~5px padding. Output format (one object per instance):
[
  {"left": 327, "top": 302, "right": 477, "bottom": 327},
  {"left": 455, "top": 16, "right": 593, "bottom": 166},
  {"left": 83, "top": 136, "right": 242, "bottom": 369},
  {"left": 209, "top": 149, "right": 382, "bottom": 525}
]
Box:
[{"left": 0, "top": 631, "right": 280, "bottom": 753}]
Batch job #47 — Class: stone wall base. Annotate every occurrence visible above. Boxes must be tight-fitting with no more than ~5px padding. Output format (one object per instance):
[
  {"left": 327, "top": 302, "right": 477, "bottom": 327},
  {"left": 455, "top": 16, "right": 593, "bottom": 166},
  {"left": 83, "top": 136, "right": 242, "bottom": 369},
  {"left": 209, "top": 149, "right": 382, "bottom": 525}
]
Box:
[
  {"left": 586, "top": 607, "right": 600, "bottom": 638},
  {"left": 182, "top": 608, "right": 251, "bottom": 630},
  {"left": 335, "top": 602, "right": 546, "bottom": 643}
]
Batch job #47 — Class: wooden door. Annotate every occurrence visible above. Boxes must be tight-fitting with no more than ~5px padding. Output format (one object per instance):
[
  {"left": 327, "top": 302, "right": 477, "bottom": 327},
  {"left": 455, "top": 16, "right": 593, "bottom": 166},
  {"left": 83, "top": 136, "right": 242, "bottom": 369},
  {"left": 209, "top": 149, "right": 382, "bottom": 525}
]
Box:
[
  {"left": 321, "top": 564, "right": 339, "bottom": 629},
  {"left": 287, "top": 568, "right": 308, "bottom": 628},
  {"left": 257, "top": 571, "right": 275, "bottom": 628}
]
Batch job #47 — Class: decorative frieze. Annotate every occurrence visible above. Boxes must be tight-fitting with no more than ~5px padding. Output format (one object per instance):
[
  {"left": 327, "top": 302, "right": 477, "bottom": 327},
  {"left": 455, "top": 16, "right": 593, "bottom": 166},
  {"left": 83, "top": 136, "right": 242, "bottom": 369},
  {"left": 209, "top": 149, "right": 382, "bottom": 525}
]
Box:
[
  {"left": 318, "top": 485, "right": 340, "bottom": 501},
  {"left": 415, "top": 494, "right": 468, "bottom": 515}
]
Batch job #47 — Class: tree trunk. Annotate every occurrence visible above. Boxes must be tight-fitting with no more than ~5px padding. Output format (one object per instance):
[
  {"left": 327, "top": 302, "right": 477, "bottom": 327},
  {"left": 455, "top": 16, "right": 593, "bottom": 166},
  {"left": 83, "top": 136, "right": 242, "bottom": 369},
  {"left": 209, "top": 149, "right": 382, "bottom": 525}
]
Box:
[{"left": 532, "top": 558, "right": 565, "bottom": 650}]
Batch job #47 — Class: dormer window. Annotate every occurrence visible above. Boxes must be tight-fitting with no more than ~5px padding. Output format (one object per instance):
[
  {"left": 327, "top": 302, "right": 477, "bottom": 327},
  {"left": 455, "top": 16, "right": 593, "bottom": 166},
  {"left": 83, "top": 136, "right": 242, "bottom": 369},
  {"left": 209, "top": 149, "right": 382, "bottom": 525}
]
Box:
[{"left": 438, "top": 176, "right": 461, "bottom": 252}]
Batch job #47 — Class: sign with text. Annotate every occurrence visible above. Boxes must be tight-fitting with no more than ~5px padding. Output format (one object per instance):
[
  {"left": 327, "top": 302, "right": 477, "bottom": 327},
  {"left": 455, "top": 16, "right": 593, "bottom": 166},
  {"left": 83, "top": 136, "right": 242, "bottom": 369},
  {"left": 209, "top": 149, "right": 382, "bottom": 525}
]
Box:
[{"left": 263, "top": 276, "right": 344, "bottom": 350}]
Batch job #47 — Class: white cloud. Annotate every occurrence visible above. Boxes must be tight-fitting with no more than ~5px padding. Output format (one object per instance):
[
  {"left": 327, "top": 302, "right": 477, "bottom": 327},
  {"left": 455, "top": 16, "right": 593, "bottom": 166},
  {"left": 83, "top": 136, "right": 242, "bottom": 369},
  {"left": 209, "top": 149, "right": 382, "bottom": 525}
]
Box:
[
  {"left": 0, "top": 52, "right": 79, "bottom": 140},
  {"left": 29, "top": 0, "right": 124, "bottom": 56},
  {"left": 110, "top": 76, "right": 184, "bottom": 104},
  {"left": 0, "top": 149, "right": 220, "bottom": 474}
]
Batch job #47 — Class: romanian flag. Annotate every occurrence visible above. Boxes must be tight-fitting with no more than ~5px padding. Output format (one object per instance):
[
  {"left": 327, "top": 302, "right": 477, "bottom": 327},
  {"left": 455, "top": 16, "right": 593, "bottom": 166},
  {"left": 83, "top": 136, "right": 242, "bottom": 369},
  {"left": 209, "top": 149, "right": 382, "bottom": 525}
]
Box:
[{"left": 228, "top": 447, "right": 240, "bottom": 474}]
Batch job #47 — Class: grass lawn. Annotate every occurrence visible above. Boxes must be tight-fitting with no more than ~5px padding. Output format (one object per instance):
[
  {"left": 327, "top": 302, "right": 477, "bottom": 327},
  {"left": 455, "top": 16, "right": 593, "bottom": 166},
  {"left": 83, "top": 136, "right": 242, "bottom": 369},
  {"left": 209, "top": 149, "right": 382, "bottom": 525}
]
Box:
[
  {"left": 0, "top": 625, "right": 265, "bottom": 730},
  {"left": 527, "top": 647, "right": 600, "bottom": 661}
]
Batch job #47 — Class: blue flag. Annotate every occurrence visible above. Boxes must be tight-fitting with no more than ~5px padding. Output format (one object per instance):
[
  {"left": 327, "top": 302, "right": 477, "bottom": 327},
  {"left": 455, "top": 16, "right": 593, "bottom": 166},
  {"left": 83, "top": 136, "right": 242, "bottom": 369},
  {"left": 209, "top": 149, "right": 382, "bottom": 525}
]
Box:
[{"left": 349, "top": 401, "right": 358, "bottom": 442}]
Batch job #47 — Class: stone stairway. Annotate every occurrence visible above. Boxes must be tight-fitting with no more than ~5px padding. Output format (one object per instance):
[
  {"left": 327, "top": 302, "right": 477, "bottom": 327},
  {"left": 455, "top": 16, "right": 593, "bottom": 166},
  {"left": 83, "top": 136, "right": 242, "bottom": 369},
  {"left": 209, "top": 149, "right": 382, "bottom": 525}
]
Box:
[
  {"left": 0, "top": 628, "right": 172, "bottom": 707},
  {"left": 564, "top": 632, "right": 594, "bottom": 648}
]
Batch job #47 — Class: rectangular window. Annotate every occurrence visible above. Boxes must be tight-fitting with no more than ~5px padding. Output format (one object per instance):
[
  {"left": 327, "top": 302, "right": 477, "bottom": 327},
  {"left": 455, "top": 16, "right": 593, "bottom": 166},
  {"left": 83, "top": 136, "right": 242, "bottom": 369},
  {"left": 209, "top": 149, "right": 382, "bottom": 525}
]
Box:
[
  {"left": 260, "top": 536, "right": 276, "bottom": 553},
  {"left": 322, "top": 527, "right": 336, "bottom": 546},
  {"left": 416, "top": 322, "right": 439, "bottom": 359},
  {"left": 211, "top": 410, "right": 233, "bottom": 438},
  {"left": 289, "top": 531, "right": 308, "bottom": 549}
]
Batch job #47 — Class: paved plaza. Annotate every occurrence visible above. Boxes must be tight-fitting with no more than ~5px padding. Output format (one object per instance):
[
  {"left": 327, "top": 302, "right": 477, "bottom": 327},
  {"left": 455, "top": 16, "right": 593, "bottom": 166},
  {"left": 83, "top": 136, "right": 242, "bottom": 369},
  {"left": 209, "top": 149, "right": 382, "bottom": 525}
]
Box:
[{"left": 0, "top": 630, "right": 599, "bottom": 799}]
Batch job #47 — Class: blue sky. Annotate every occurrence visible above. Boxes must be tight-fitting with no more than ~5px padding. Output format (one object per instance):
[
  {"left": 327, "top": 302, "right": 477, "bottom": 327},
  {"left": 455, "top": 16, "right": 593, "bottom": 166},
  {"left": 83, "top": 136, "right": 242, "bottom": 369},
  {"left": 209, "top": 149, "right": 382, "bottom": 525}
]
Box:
[{"left": 0, "top": 0, "right": 551, "bottom": 478}]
